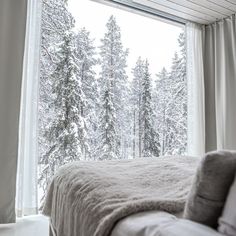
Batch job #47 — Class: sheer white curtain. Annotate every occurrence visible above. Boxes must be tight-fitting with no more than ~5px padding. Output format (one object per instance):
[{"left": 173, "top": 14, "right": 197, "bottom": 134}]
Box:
[
  {"left": 16, "top": 0, "right": 42, "bottom": 217},
  {"left": 186, "top": 22, "right": 205, "bottom": 157}
]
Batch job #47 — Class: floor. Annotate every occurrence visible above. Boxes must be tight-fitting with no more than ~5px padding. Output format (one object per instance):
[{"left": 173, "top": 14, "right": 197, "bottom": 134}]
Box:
[{"left": 0, "top": 215, "right": 49, "bottom": 236}]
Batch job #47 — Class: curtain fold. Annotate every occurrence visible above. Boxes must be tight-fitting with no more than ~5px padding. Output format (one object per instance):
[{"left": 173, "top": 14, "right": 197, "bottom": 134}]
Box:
[
  {"left": 186, "top": 22, "right": 206, "bottom": 156},
  {"left": 0, "top": 0, "right": 27, "bottom": 223},
  {"left": 16, "top": 0, "right": 42, "bottom": 217},
  {"left": 204, "top": 15, "right": 236, "bottom": 151}
]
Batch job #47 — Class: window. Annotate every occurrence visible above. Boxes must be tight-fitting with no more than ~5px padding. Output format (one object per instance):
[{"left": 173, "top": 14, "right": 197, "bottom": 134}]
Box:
[{"left": 38, "top": 0, "right": 187, "bottom": 200}]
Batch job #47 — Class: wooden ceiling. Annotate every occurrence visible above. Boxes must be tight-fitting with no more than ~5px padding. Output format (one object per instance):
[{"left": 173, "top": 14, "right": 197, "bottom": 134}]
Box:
[{"left": 133, "top": 0, "right": 236, "bottom": 24}]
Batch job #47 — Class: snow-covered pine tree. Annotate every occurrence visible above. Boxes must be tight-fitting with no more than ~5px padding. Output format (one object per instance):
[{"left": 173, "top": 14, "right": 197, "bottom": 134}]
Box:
[
  {"left": 75, "top": 28, "right": 98, "bottom": 160},
  {"left": 153, "top": 31, "right": 187, "bottom": 156},
  {"left": 39, "top": 32, "right": 89, "bottom": 192},
  {"left": 141, "top": 60, "right": 160, "bottom": 157},
  {"left": 131, "top": 57, "right": 145, "bottom": 158},
  {"left": 168, "top": 32, "right": 187, "bottom": 154},
  {"left": 178, "top": 33, "right": 187, "bottom": 142},
  {"left": 38, "top": 0, "right": 75, "bottom": 163},
  {"left": 154, "top": 67, "right": 169, "bottom": 156},
  {"left": 97, "top": 88, "right": 119, "bottom": 160},
  {"left": 163, "top": 52, "right": 181, "bottom": 154},
  {"left": 99, "top": 15, "right": 129, "bottom": 159}
]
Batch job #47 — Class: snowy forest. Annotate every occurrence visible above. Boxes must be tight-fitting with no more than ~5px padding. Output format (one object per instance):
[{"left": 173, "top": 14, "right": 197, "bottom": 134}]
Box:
[{"left": 38, "top": 0, "right": 187, "bottom": 194}]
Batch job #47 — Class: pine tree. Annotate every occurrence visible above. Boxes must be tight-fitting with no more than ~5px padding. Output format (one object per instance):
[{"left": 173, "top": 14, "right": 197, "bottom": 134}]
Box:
[
  {"left": 153, "top": 31, "right": 187, "bottom": 155},
  {"left": 75, "top": 28, "right": 98, "bottom": 159},
  {"left": 164, "top": 52, "right": 181, "bottom": 153},
  {"left": 39, "top": 32, "right": 88, "bottom": 192},
  {"left": 141, "top": 60, "right": 160, "bottom": 157},
  {"left": 38, "top": 0, "right": 75, "bottom": 160},
  {"left": 131, "top": 57, "right": 145, "bottom": 158},
  {"left": 97, "top": 89, "right": 119, "bottom": 160},
  {"left": 38, "top": 0, "right": 75, "bottom": 192},
  {"left": 99, "top": 15, "right": 129, "bottom": 159},
  {"left": 169, "top": 32, "right": 187, "bottom": 154},
  {"left": 154, "top": 67, "right": 169, "bottom": 156}
]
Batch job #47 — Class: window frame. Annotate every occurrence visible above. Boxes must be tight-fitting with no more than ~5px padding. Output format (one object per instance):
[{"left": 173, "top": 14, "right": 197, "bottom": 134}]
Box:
[{"left": 90, "top": 0, "right": 186, "bottom": 26}]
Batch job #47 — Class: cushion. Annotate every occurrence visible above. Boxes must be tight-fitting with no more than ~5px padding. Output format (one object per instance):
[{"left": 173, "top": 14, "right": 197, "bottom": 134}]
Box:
[
  {"left": 218, "top": 173, "right": 236, "bottom": 236},
  {"left": 184, "top": 150, "right": 236, "bottom": 228}
]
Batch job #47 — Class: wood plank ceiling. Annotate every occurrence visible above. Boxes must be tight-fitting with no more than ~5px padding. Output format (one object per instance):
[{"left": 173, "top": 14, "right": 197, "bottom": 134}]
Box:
[{"left": 133, "top": 0, "right": 236, "bottom": 24}]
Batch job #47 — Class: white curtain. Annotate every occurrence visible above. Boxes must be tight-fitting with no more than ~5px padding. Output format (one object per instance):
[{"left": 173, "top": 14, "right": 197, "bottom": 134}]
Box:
[
  {"left": 204, "top": 15, "right": 236, "bottom": 151},
  {"left": 186, "top": 22, "right": 205, "bottom": 157},
  {"left": 0, "top": 0, "right": 27, "bottom": 223},
  {"left": 187, "top": 15, "right": 236, "bottom": 155},
  {"left": 16, "top": 0, "right": 42, "bottom": 217}
]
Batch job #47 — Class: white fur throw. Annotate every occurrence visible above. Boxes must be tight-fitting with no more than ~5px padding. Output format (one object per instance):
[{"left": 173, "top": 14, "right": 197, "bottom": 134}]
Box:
[{"left": 43, "top": 156, "right": 199, "bottom": 236}]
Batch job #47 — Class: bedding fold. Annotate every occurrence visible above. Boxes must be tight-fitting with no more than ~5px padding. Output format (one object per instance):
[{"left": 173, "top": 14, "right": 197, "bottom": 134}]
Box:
[{"left": 43, "top": 156, "right": 199, "bottom": 236}]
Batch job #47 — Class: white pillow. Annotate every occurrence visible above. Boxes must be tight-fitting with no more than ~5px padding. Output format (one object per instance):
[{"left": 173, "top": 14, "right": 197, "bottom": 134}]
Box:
[{"left": 218, "top": 173, "right": 236, "bottom": 236}]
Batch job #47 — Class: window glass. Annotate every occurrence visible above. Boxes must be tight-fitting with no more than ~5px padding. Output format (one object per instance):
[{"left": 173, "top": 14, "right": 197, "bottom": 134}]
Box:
[{"left": 38, "top": 0, "right": 187, "bottom": 201}]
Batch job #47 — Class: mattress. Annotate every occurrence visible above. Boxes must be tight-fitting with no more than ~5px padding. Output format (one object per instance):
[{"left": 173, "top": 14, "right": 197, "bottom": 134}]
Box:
[{"left": 111, "top": 211, "right": 224, "bottom": 236}]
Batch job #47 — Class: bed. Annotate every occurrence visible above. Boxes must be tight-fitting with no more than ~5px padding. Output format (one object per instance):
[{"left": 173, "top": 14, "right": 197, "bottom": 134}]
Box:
[{"left": 43, "top": 156, "right": 199, "bottom": 236}]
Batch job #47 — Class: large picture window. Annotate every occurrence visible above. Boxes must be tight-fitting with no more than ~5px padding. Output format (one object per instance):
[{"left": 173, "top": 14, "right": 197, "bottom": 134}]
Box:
[{"left": 38, "top": 0, "right": 187, "bottom": 199}]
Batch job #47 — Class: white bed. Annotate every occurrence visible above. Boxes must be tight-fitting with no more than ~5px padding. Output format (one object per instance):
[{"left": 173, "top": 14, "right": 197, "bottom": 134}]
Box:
[{"left": 43, "top": 156, "right": 200, "bottom": 236}]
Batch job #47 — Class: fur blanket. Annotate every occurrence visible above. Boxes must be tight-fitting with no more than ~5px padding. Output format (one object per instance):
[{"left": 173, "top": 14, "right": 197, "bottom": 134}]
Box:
[{"left": 43, "top": 156, "right": 199, "bottom": 236}]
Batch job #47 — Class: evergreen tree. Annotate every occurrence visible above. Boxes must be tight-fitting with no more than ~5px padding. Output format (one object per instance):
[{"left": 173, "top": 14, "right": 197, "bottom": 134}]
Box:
[
  {"left": 39, "top": 32, "right": 88, "bottom": 192},
  {"left": 38, "top": 0, "right": 75, "bottom": 162},
  {"left": 141, "top": 60, "right": 160, "bottom": 157},
  {"left": 169, "top": 32, "right": 187, "bottom": 154},
  {"left": 97, "top": 89, "right": 119, "bottom": 160},
  {"left": 164, "top": 53, "right": 181, "bottom": 153},
  {"left": 75, "top": 28, "right": 98, "bottom": 159},
  {"left": 99, "top": 15, "right": 129, "bottom": 159},
  {"left": 154, "top": 67, "right": 169, "bottom": 155},
  {"left": 153, "top": 31, "right": 187, "bottom": 155},
  {"left": 131, "top": 57, "right": 145, "bottom": 158}
]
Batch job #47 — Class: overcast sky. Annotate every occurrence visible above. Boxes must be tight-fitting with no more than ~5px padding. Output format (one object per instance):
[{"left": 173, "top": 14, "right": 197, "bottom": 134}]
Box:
[{"left": 68, "top": 0, "right": 183, "bottom": 79}]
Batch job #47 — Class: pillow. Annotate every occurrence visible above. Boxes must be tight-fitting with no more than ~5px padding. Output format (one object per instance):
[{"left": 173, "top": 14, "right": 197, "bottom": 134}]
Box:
[
  {"left": 218, "top": 173, "right": 236, "bottom": 236},
  {"left": 184, "top": 150, "right": 236, "bottom": 228}
]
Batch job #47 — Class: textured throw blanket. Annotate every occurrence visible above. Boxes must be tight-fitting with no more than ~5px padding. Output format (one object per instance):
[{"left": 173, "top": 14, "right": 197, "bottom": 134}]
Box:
[{"left": 43, "top": 156, "right": 199, "bottom": 236}]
